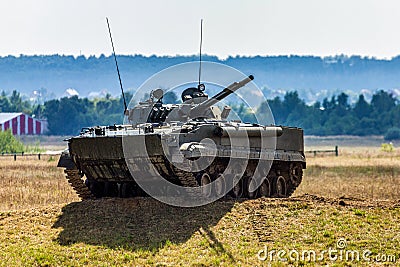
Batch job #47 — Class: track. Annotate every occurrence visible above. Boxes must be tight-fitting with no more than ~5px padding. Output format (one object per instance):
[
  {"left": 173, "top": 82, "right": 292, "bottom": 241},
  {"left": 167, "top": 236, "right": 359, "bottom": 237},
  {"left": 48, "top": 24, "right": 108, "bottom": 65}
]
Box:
[
  {"left": 170, "top": 165, "right": 199, "bottom": 187},
  {"left": 64, "top": 168, "right": 95, "bottom": 200},
  {"left": 64, "top": 157, "right": 303, "bottom": 200}
]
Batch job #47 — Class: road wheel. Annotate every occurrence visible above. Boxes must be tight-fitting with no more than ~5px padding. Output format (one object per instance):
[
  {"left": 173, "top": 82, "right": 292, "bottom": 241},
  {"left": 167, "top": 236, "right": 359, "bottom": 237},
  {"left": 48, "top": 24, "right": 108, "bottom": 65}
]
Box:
[
  {"left": 200, "top": 172, "right": 212, "bottom": 197},
  {"left": 214, "top": 173, "right": 226, "bottom": 197},
  {"left": 290, "top": 163, "right": 303, "bottom": 186},
  {"left": 273, "top": 176, "right": 287, "bottom": 197},
  {"left": 247, "top": 177, "right": 259, "bottom": 199},
  {"left": 259, "top": 178, "right": 272, "bottom": 197},
  {"left": 230, "top": 174, "right": 243, "bottom": 199}
]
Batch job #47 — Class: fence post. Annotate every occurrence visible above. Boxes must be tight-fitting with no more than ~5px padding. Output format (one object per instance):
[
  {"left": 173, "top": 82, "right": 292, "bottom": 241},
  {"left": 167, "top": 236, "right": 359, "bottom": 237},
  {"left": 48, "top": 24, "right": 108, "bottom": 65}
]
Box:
[
  {"left": 38, "top": 153, "right": 41, "bottom": 160},
  {"left": 14, "top": 154, "right": 17, "bottom": 161},
  {"left": 335, "top": 146, "right": 339, "bottom": 157}
]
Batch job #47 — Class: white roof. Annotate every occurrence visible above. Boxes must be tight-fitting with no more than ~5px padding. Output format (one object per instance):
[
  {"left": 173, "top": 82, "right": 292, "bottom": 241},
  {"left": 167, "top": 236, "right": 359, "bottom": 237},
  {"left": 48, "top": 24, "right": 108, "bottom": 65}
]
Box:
[{"left": 0, "top": 113, "right": 23, "bottom": 124}]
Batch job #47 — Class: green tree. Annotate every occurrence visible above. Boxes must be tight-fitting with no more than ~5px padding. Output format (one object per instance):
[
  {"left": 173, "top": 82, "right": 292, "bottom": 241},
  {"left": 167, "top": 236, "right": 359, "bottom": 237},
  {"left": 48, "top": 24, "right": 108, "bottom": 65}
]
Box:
[
  {"left": 6, "top": 90, "right": 32, "bottom": 113},
  {"left": 282, "top": 91, "right": 307, "bottom": 125},
  {"left": 353, "top": 94, "right": 371, "bottom": 119},
  {"left": 230, "top": 103, "right": 256, "bottom": 123},
  {"left": 0, "top": 91, "right": 11, "bottom": 112},
  {"left": 334, "top": 92, "right": 350, "bottom": 116},
  {"left": 9, "top": 90, "right": 23, "bottom": 112},
  {"left": 266, "top": 97, "right": 285, "bottom": 124},
  {"left": 44, "top": 96, "right": 95, "bottom": 135},
  {"left": 0, "top": 130, "right": 25, "bottom": 153},
  {"left": 322, "top": 96, "right": 336, "bottom": 112},
  {"left": 371, "top": 90, "right": 396, "bottom": 113},
  {"left": 384, "top": 127, "right": 400, "bottom": 140},
  {"left": 163, "top": 91, "right": 179, "bottom": 104}
]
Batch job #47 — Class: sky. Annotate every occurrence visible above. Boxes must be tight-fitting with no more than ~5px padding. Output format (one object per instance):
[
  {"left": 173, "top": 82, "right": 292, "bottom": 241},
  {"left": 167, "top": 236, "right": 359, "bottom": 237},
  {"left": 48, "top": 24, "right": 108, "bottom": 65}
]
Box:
[{"left": 1, "top": 0, "right": 400, "bottom": 59}]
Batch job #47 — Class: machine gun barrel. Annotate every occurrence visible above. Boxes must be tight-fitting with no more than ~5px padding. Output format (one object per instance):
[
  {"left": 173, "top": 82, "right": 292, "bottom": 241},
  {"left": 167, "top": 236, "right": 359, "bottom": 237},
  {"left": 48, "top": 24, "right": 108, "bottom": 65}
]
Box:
[{"left": 191, "top": 75, "right": 254, "bottom": 115}]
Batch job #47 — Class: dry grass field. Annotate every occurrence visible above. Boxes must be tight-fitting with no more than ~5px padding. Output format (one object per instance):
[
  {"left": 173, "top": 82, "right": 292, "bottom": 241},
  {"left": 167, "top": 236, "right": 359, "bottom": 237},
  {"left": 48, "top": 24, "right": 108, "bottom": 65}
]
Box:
[
  {"left": 296, "top": 146, "right": 400, "bottom": 201},
  {"left": 0, "top": 146, "right": 399, "bottom": 266},
  {"left": 0, "top": 155, "right": 78, "bottom": 211}
]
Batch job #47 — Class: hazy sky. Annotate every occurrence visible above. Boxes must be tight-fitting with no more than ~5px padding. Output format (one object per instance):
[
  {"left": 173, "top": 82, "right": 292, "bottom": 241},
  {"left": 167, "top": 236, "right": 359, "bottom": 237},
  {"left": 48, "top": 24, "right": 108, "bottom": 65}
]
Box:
[{"left": 1, "top": 0, "right": 400, "bottom": 59}]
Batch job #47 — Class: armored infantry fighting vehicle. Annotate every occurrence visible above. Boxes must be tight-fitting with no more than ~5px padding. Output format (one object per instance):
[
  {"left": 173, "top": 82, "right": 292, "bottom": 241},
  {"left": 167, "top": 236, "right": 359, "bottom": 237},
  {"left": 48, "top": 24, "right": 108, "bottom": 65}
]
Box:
[
  {"left": 58, "top": 75, "right": 306, "bottom": 202},
  {"left": 58, "top": 19, "right": 305, "bottom": 203}
]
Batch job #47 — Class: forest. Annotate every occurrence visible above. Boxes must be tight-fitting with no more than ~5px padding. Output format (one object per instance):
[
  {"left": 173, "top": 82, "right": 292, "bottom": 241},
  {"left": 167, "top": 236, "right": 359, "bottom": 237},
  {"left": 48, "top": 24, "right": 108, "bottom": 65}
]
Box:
[
  {"left": 0, "top": 89, "right": 399, "bottom": 139},
  {"left": 1, "top": 54, "right": 400, "bottom": 104}
]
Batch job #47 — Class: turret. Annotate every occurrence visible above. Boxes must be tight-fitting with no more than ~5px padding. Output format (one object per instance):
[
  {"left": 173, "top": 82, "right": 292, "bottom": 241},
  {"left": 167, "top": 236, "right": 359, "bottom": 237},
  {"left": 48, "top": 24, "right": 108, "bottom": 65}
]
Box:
[
  {"left": 127, "top": 75, "right": 254, "bottom": 125},
  {"left": 189, "top": 75, "right": 254, "bottom": 119}
]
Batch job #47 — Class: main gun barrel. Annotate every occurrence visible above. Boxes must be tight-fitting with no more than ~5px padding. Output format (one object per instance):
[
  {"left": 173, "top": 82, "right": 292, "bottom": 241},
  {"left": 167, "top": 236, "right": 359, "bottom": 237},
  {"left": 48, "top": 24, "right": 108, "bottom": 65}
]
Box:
[{"left": 191, "top": 75, "right": 254, "bottom": 115}]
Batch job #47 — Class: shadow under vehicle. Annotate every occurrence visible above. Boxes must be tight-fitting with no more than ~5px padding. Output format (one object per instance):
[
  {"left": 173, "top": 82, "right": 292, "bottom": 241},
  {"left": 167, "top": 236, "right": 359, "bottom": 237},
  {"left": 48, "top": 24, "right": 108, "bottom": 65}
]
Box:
[{"left": 52, "top": 197, "right": 237, "bottom": 256}]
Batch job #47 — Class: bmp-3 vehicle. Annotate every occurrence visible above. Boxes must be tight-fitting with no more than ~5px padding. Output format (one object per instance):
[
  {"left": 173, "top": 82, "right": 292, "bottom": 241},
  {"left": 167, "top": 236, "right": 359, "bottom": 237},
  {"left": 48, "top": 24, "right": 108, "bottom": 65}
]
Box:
[{"left": 58, "top": 75, "right": 306, "bottom": 201}]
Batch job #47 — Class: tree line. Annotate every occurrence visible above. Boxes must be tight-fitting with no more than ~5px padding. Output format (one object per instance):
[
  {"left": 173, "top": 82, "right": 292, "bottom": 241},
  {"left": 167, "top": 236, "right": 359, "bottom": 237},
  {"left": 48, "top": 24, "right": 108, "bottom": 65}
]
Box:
[
  {"left": 252, "top": 90, "right": 400, "bottom": 139},
  {"left": 0, "top": 89, "right": 399, "bottom": 139}
]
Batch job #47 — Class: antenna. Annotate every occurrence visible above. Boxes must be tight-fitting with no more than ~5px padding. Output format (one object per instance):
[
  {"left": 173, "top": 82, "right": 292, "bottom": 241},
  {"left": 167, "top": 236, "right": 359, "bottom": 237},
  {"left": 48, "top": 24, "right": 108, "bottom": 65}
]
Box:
[
  {"left": 106, "top": 17, "right": 128, "bottom": 115},
  {"left": 198, "top": 19, "right": 203, "bottom": 86}
]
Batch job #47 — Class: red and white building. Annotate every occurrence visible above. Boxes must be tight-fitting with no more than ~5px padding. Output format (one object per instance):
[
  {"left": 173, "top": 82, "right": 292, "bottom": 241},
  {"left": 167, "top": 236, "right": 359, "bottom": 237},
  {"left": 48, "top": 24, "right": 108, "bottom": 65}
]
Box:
[{"left": 0, "top": 113, "right": 47, "bottom": 135}]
